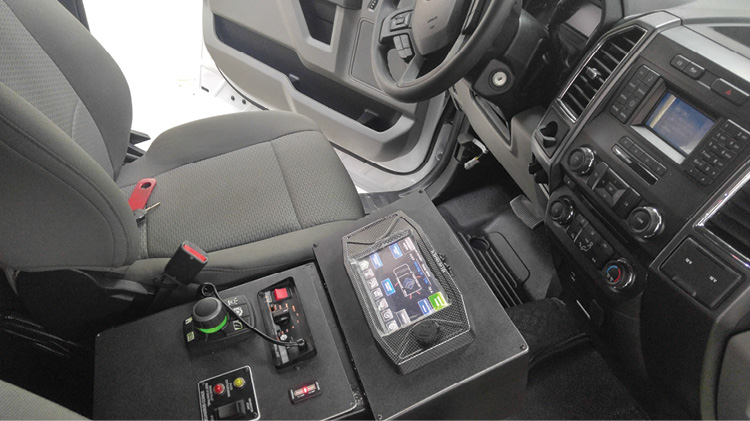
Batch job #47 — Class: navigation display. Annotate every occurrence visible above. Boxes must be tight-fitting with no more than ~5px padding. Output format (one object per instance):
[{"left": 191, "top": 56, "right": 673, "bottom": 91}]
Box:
[
  {"left": 356, "top": 235, "right": 450, "bottom": 334},
  {"left": 646, "top": 92, "right": 714, "bottom": 157}
]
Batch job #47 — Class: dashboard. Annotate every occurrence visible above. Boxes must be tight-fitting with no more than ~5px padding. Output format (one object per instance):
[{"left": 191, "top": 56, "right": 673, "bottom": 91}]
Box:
[{"left": 529, "top": 5, "right": 750, "bottom": 419}]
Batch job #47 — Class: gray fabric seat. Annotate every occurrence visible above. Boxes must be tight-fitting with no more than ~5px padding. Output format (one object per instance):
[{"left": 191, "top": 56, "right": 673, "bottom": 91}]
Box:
[
  {"left": 0, "top": 0, "right": 364, "bottom": 287},
  {"left": 0, "top": 380, "right": 86, "bottom": 420}
]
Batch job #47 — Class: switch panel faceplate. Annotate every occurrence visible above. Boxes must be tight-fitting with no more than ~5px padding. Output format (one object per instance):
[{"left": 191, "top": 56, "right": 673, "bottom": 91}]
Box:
[{"left": 198, "top": 366, "right": 260, "bottom": 421}]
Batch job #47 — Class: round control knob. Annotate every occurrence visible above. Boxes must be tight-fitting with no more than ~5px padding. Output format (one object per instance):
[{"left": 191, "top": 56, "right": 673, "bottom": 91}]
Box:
[
  {"left": 602, "top": 259, "right": 635, "bottom": 290},
  {"left": 549, "top": 198, "right": 576, "bottom": 225},
  {"left": 192, "top": 297, "right": 229, "bottom": 334},
  {"left": 568, "top": 147, "right": 596, "bottom": 175},
  {"left": 627, "top": 206, "right": 664, "bottom": 239}
]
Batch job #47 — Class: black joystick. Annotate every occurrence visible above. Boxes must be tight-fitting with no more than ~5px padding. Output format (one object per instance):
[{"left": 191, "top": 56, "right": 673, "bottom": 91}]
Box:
[{"left": 192, "top": 297, "right": 229, "bottom": 335}]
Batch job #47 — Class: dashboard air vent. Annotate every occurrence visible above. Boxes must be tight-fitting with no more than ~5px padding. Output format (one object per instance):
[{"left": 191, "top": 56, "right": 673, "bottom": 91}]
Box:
[
  {"left": 560, "top": 26, "right": 646, "bottom": 120},
  {"left": 703, "top": 180, "right": 750, "bottom": 260}
]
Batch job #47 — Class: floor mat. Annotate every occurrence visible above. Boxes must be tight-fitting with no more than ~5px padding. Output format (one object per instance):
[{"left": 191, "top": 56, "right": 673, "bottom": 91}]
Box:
[{"left": 518, "top": 343, "right": 645, "bottom": 420}]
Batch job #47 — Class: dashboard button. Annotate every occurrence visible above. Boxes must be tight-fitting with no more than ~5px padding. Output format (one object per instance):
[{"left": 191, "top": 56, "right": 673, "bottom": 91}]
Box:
[
  {"left": 566, "top": 215, "right": 587, "bottom": 241},
  {"left": 633, "top": 67, "right": 648, "bottom": 81},
  {"left": 587, "top": 162, "right": 608, "bottom": 188},
  {"left": 619, "top": 137, "right": 634, "bottom": 149},
  {"left": 661, "top": 238, "right": 741, "bottom": 309},
  {"left": 683, "top": 62, "right": 705, "bottom": 79},
  {"left": 610, "top": 102, "right": 623, "bottom": 117},
  {"left": 688, "top": 166, "right": 712, "bottom": 185},
  {"left": 563, "top": 175, "right": 576, "bottom": 190},
  {"left": 614, "top": 189, "right": 641, "bottom": 218},
  {"left": 670, "top": 55, "right": 689, "bottom": 71},
  {"left": 711, "top": 78, "right": 749, "bottom": 106},
  {"left": 624, "top": 80, "right": 638, "bottom": 94},
  {"left": 597, "top": 240, "right": 615, "bottom": 260},
  {"left": 634, "top": 83, "right": 649, "bottom": 98},
  {"left": 642, "top": 68, "right": 660, "bottom": 86}
]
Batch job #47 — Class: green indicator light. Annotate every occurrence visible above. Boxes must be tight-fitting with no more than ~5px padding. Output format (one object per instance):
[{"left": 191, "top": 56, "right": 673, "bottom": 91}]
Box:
[{"left": 196, "top": 315, "right": 228, "bottom": 334}]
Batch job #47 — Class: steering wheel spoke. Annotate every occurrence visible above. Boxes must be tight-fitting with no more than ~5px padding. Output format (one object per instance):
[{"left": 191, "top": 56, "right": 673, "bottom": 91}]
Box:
[
  {"left": 397, "top": 51, "right": 425, "bottom": 87},
  {"left": 372, "top": 0, "right": 516, "bottom": 102}
]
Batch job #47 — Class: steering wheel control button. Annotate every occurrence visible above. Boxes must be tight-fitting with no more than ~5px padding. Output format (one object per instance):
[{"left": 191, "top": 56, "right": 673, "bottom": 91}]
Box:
[
  {"left": 390, "top": 12, "right": 411, "bottom": 30},
  {"left": 393, "top": 34, "right": 413, "bottom": 59},
  {"left": 661, "top": 238, "right": 741, "bottom": 309},
  {"left": 602, "top": 259, "right": 634, "bottom": 290}
]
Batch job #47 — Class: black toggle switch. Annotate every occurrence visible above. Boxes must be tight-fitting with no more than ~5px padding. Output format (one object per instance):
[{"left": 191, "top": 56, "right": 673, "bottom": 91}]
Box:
[
  {"left": 214, "top": 400, "right": 246, "bottom": 420},
  {"left": 271, "top": 307, "right": 291, "bottom": 326}
]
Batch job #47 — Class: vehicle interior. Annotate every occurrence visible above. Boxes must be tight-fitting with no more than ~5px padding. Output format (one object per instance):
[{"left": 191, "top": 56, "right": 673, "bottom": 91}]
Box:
[{"left": 1, "top": 0, "right": 749, "bottom": 419}]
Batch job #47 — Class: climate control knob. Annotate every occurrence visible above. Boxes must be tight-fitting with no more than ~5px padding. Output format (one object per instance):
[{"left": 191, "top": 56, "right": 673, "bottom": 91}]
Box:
[
  {"left": 627, "top": 206, "right": 664, "bottom": 239},
  {"left": 602, "top": 259, "right": 634, "bottom": 290},
  {"left": 549, "top": 198, "right": 575, "bottom": 225},
  {"left": 568, "top": 147, "right": 596, "bottom": 175}
]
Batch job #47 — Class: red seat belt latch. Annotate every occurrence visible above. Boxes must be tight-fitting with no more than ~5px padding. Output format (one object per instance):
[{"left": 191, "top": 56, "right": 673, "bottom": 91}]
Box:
[{"left": 128, "top": 178, "right": 157, "bottom": 211}]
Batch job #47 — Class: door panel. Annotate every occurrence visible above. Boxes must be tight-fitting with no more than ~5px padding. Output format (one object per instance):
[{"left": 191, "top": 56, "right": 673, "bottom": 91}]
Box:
[{"left": 203, "top": 0, "right": 444, "bottom": 172}]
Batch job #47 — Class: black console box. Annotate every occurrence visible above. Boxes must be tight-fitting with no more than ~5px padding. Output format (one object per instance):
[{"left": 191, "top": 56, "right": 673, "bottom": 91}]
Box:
[
  {"left": 315, "top": 192, "right": 528, "bottom": 419},
  {"left": 93, "top": 264, "right": 356, "bottom": 420},
  {"left": 93, "top": 193, "right": 528, "bottom": 420}
]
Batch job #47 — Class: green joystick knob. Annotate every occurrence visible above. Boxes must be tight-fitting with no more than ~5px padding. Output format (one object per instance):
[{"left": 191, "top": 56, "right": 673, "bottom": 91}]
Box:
[{"left": 193, "top": 297, "right": 228, "bottom": 334}]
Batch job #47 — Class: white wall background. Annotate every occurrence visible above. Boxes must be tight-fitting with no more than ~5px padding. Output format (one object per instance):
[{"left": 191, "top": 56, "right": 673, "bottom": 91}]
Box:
[{"left": 84, "top": 0, "right": 237, "bottom": 146}]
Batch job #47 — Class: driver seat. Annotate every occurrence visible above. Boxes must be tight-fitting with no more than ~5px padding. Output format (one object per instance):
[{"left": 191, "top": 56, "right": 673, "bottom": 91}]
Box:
[{"left": 0, "top": 1, "right": 364, "bottom": 291}]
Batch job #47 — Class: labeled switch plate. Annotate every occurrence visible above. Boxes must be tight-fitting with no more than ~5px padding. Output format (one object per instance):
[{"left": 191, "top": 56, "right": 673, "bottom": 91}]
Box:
[{"left": 198, "top": 366, "right": 260, "bottom": 421}]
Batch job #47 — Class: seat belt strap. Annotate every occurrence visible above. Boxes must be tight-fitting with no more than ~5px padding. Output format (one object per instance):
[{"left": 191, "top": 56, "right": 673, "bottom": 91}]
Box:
[{"left": 128, "top": 178, "right": 157, "bottom": 211}]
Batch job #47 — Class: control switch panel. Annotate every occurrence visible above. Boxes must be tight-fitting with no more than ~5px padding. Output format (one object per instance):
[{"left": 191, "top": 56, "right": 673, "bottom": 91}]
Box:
[
  {"left": 661, "top": 238, "right": 742, "bottom": 309},
  {"left": 258, "top": 279, "right": 317, "bottom": 369},
  {"left": 198, "top": 366, "right": 259, "bottom": 421}
]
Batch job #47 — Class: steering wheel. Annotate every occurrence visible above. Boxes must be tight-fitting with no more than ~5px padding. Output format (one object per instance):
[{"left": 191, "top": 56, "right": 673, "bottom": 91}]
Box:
[{"left": 372, "top": 0, "right": 519, "bottom": 103}]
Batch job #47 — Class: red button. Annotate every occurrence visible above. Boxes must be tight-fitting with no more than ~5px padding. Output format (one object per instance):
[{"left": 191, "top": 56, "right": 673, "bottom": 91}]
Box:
[
  {"left": 213, "top": 383, "right": 225, "bottom": 395},
  {"left": 274, "top": 288, "right": 289, "bottom": 301}
]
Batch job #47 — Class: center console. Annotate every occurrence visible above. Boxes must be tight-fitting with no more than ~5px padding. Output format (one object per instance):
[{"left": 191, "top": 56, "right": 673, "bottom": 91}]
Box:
[
  {"left": 93, "top": 193, "right": 528, "bottom": 420},
  {"left": 532, "top": 12, "right": 750, "bottom": 417}
]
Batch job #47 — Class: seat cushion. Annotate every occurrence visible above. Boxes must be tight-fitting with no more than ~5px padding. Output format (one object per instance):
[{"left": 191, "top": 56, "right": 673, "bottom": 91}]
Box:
[
  {"left": 0, "top": 380, "right": 86, "bottom": 420},
  {"left": 116, "top": 111, "right": 364, "bottom": 285}
]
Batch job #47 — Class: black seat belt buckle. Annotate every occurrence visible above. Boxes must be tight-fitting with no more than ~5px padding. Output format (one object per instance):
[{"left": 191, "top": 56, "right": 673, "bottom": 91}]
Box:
[{"left": 164, "top": 241, "right": 208, "bottom": 284}]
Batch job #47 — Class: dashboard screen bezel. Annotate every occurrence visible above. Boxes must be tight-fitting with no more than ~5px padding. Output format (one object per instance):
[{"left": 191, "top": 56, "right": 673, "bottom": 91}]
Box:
[
  {"left": 631, "top": 88, "right": 717, "bottom": 165},
  {"left": 645, "top": 91, "right": 716, "bottom": 158}
]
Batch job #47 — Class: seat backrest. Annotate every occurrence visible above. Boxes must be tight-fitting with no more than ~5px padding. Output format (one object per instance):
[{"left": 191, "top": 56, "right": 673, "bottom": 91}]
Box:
[{"left": 0, "top": 0, "right": 140, "bottom": 271}]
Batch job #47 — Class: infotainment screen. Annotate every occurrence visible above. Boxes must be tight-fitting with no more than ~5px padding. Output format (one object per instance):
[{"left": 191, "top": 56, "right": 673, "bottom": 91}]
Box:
[
  {"left": 355, "top": 235, "right": 450, "bottom": 334},
  {"left": 645, "top": 92, "right": 714, "bottom": 157}
]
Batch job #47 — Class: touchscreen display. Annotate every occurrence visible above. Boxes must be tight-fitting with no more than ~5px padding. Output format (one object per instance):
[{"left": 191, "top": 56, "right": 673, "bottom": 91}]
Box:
[
  {"left": 356, "top": 235, "right": 450, "bottom": 334},
  {"left": 646, "top": 92, "right": 714, "bottom": 157}
]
